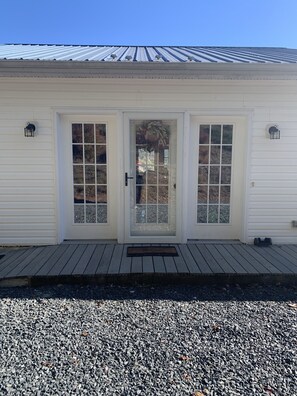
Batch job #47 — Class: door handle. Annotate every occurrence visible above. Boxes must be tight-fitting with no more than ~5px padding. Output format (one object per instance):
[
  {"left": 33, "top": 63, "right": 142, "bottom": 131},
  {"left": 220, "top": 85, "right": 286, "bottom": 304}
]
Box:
[{"left": 125, "top": 172, "right": 134, "bottom": 186}]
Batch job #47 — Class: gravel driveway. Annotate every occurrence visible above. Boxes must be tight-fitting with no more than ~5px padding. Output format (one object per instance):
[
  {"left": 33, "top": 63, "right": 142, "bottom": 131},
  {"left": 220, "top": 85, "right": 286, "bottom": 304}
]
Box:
[{"left": 0, "top": 284, "right": 296, "bottom": 396}]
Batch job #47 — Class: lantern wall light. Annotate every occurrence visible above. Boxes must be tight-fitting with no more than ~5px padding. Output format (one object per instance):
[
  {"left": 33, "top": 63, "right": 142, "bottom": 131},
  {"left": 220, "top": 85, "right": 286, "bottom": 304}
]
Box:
[
  {"left": 24, "top": 122, "right": 36, "bottom": 137},
  {"left": 267, "top": 124, "right": 280, "bottom": 140}
]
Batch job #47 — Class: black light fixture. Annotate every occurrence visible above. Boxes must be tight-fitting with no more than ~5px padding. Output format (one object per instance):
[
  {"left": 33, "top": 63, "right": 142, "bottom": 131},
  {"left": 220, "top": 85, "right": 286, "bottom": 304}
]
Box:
[
  {"left": 24, "top": 122, "right": 36, "bottom": 137},
  {"left": 267, "top": 124, "right": 280, "bottom": 140}
]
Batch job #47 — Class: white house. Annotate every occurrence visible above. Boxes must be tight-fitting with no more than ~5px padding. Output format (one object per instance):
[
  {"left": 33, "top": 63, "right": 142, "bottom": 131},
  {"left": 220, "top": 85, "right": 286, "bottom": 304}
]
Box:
[{"left": 0, "top": 44, "right": 297, "bottom": 246}]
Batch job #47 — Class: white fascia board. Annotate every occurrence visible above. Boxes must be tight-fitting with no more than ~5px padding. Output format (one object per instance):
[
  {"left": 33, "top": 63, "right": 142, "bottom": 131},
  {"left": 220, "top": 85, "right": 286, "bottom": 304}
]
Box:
[{"left": 0, "top": 60, "right": 297, "bottom": 80}]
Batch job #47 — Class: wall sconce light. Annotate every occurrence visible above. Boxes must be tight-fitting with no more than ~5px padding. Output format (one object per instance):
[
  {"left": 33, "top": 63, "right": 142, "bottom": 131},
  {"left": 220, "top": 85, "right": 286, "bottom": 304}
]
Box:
[
  {"left": 267, "top": 124, "right": 280, "bottom": 140},
  {"left": 24, "top": 122, "right": 36, "bottom": 137}
]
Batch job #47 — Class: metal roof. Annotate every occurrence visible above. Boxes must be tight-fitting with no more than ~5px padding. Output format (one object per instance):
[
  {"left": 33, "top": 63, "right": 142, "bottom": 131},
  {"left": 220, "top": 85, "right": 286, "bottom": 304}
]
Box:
[{"left": 1, "top": 44, "right": 297, "bottom": 64}]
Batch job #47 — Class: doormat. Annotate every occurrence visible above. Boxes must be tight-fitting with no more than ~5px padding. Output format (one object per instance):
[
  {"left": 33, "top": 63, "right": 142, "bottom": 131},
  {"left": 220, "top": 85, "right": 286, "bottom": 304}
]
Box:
[{"left": 127, "top": 246, "right": 178, "bottom": 257}]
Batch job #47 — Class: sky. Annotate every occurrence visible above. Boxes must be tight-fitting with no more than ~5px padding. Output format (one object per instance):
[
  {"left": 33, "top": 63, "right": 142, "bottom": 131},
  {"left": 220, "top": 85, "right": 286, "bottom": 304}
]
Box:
[{"left": 1, "top": 0, "right": 297, "bottom": 48}]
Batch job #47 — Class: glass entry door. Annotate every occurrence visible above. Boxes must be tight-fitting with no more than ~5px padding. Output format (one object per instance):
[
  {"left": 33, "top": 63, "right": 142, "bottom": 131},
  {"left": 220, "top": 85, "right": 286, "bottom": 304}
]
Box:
[{"left": 127, "top": 119, "right": 177, "bottom": 237}]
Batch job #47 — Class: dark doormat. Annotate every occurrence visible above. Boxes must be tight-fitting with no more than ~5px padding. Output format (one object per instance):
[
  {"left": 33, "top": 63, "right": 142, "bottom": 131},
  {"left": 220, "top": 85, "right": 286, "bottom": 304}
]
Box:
[
  {"left": 0, "top": 254, "right": 5, "bottom": 260},
  {"left": 127, "top": 246, "right": 178, "bottom": 257}
]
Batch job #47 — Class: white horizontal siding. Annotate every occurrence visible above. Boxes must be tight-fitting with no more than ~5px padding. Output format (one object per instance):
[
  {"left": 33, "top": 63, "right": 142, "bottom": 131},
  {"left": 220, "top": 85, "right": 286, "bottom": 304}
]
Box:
[
  {"left": 0, "top": 77, "right": 297, "bottom": 244},
  {"left": 0, "top": 98, "right": 55, "bottom": 245}
]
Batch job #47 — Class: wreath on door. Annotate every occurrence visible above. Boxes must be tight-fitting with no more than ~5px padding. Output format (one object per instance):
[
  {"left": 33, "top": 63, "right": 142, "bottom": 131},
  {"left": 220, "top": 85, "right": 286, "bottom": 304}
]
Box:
[{"left": 136, "top": 120, "right": 170, "bottom": 152}]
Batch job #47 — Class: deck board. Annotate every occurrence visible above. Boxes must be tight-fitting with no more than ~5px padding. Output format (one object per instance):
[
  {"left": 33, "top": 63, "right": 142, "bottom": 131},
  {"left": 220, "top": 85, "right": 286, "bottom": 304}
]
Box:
[
  {"left": 271, "top": 246, "right": 297, "bottom": 272},
  {"left": 153, "top": 256, "right": 166, "bottom": 273},
  {"left": 119, "top": 245, "right": 132, "bottom": 274},
  {"left": 19, "top": 246, "right": 60, "bottom": 276},
  {"left": 131, "top": 256, "right": 143, "bottom": 273},
  {"left": 205, "top": 245, "right": 236, "bottom": 274},
  {"left": 195, "top": 244, "right": 224, "bottom": 273},
  {"left": 4, "top": 248, "right": 45, "bottom": 278},
  {"left": 84, "top": 244, "right": 105, "bottom": 275},
  {"left": 0, "top": 249, "right": 32, "bottom": 275},
  {"left": 96, "top": 244, "right": 115, "bottom": 274},
  {"left": 186, "top": 244, "right": 210, "bottom": 273},
  {"left": 232, "top": 245, "right": 271, "bottom": 274},
  {"left": 108, "top": 244, "right": 124, "bottom": 274},
  {"left": 142, "top": 256, "right": 154, "bottom": 273},
  {"left": 163, "top": 256, "right": 177, "bottom": 273},
  {"left": 223, "top": 245, "right": 259, "bottom": 274},
  {"left": 1, "top": 242, "right": 297, "bottom": 282},
  {"left": 173, "top": 245, "right": 189, "bottom": 273},
  {"left": 47, "top": 245, "right": 78, "bottom": 276},
  {"left": 215, "top": 245, "right": 247, "bottom": 273},
  {"left": 72, "top": 244, "right": 97, "bottom": 275},
  {"left": 251, "top": 246, "right": 295, "bottom": 274},
  {"left": 36, "top": 245, "right": 69, "bottom": 276}
]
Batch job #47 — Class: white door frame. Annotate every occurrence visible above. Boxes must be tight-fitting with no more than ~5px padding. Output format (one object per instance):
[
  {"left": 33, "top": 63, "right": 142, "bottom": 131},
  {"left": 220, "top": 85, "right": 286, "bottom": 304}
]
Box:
[
  {"left": 186, "top": 113, "right": 250, "bottom": 242},
  {"left": 55, "top": 111, "right": 119, "bottom": 242},
  {"left": 122, "top": 112, "right": 184, "bottom": 243}
]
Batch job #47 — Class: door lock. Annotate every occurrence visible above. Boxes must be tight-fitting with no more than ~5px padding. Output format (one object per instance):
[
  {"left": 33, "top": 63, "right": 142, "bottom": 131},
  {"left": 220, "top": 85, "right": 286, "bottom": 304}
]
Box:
[{"left": 125, "top": 172, "right": 134, "bottom": 186}]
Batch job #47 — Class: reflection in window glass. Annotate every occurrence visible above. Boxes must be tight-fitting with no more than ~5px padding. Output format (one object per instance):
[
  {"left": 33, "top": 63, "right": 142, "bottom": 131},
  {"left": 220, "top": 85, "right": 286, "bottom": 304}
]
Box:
[
  {"left": 197, "top": 124, "right": 233, "bottom": 224},
  {"left": 72, "top": 123, "right": 108, "bottom": 224}
]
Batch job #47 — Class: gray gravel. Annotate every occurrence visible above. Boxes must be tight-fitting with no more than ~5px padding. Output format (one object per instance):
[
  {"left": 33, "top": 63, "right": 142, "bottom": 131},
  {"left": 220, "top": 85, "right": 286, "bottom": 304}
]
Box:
[{"left": 0, "top": 284, "right": 296, "bottom": 396}]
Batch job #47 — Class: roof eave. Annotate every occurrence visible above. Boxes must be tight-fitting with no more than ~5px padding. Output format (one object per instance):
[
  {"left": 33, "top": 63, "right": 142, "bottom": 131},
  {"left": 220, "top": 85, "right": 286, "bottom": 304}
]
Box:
[{"left": 0, "top": 59, "right": 297, "bottom": 80}]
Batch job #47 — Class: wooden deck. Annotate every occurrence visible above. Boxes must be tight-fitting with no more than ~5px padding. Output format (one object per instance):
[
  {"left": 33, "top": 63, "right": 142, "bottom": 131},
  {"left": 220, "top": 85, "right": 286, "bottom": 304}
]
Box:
[{"left": 1, "top": 242, "right": 297, "bottom": 286}]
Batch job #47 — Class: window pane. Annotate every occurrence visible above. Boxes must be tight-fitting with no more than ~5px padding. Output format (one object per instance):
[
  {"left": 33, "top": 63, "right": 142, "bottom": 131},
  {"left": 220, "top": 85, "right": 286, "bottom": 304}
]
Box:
[
  {"left": 210, "top": 146, "right": 221, "bottom": 164},
  {"left": 96, "top": 146, "right": 107, "bottom": 164},
  {"left": 97, "top": 186, "right": 107, "bottom": 203},
  {"left": 209, "top": 186, "right": 219, "bottom": 204},
  {"left": 86, "top": 185, "right": 96, "bottom": 203},
  {"left": 97, "top": 205, "right": 107, "bottom": 223},
  {"left": 158, "top": 205, "right": 168, "bottom": 223},
  {"left": 159, "top": 166, "right": 169, "bottom": 184},
  {"left": 199, "top": 146, "right": 209, "bottom": 164},
  {"left": 209, "top": 166, "right": 220, "bottom": 184},
  {"left": 147, "top": 205, "right": 157, "bottom": 223},
  {"left": 158, "top": 186, "right": 168, "bottom": 204},
  {"left": 96, "top": 165, "right": 107, "bottom": 184},
  {"left": 211, "top": 125, "right": 221, "bottom": 144},
  {"left": 147, "top": 170, "right": 157, "bottom": 184},
  {"left": 86, "top": 205, "right": 96, "bottom": 223},
  {"left": 72, "top": 124, "right": 83, "bottom": 143},
  {"left": 221, "top": 166, "right": 231, "bottom": 184},
  {"left": 74, "top": 186, "right": 84, "bottom": 203},
  {"left": 198, "top": 166, "right": 208, "bottom": 184},
  {"left": 223, "top": 125, "right": 233, "bottom": 144},
  {"left": 84, "top": 124, "right": 94, "bottom": 143},
  {"left": 208, "top": 205, "right": 219, "bottom": 223},
  {"left": 74, "top": 205, "right": 84, "bottom": 223},
  {"left": 84, "top": 145, "right": 95, "bottom": 164},
  {"left": 221, "top": 186, "right": 231, "bottom": 204},
  {"left": 220, "top": 205, "right": 230, "bottom": 223},
  {"left": 222, "top": 146, "right": 232, "bottom": 164},
  {"left": 199, "top": 125, "right": 210, "bottom": 144},
  {"left": 136, "top": 205, "right": 146, "bottom": 223},
  {"left": 73, "top": 145, "right": 83, "bottom": 164},
  {"left": 198, "top": 185, "right": 208, "bottom": 204},
  {"left": 96, "top": 124, "right": 106, "bottom": 143},
  {"left": 147, "top": 186, "right": 157, "bottom": 204},
  {"left": 197, "top": 205, "right": 207, "bottom": 223},
  {"left": 85, "top": 166, "right": 95, "bottom": 184},
  {"left": 73, "top": 165, "right": 84, "bottom": 184}
]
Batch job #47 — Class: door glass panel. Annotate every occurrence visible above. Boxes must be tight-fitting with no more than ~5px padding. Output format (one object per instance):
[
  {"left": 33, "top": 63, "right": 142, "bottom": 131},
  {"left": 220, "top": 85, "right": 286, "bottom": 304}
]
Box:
[
  {"left": 130, "top": 119, "right": 177, "bottom": 236},
  {"left": 197, "top": 124, "right": 233, "bottom": 224},
  {"left": 72, "top": 123, "right": 108, "bottom": 224}
]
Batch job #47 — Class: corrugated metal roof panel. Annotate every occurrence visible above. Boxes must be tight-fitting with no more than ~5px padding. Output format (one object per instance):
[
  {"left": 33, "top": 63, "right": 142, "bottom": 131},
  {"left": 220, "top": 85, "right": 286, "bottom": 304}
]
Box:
[{"left": 0, "top": 44, "right": 297, "bottom": 64}]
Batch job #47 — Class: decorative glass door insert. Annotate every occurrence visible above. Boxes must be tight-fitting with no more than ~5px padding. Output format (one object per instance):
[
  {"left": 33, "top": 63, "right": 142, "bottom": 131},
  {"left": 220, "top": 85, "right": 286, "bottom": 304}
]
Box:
[
  {"left": 72, "top": 123, "right": 108, "bottom": 224},
  {"left": 197, "top": 124, "right": 233, "bottom": 224},
  {"left": 129, "top": 119, "right": 177, "bottom": 236}
]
